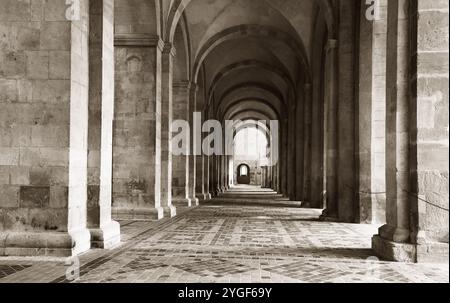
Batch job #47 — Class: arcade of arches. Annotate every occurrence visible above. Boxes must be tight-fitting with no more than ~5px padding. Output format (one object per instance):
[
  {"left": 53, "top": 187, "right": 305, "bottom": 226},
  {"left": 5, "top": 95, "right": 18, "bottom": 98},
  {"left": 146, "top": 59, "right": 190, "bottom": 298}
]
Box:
[{"left": 0, "top": 0, "right": 448, "bottom": 267}]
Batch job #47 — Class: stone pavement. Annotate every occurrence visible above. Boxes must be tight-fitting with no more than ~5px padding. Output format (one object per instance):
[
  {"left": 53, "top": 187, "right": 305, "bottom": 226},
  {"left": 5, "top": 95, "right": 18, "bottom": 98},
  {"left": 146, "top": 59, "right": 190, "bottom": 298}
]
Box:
[{"left": 0, "top": 186, "right": 448, "bottom": 283}]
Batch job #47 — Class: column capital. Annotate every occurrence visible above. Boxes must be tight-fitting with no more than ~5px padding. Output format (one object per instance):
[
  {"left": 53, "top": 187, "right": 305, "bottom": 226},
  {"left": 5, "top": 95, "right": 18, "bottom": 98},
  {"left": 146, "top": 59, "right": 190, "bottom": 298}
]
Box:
[
  {"left": 162, "top": 42, "right": 177, "bottom": 57},
  {"left": 114, "top": 34, "right": 165, "bottom": 50},
  {"left": 173, "top": 80, "right": 192, "bottom": 90},
  {"left": 189, "top": 82, "right": 199, "bottom": 95}
]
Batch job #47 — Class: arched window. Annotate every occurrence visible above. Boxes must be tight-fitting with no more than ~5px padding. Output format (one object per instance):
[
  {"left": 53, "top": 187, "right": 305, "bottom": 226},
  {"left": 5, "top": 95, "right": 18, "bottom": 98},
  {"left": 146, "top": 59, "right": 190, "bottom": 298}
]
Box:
[{"left": 240, "top": 165, "right": 248, "bottom": 176}]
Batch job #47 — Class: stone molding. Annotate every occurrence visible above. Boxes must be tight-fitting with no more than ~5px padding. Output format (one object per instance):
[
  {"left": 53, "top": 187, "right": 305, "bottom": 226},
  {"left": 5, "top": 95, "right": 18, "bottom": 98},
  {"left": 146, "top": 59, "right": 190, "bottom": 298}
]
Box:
[{"left": 114, "top": 34, "right": 164, "bottom": 50}]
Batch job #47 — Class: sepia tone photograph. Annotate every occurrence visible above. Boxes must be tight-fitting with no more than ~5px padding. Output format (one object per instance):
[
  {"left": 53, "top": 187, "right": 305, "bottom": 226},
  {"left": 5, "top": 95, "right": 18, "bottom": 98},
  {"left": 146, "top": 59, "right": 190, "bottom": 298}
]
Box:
[{"left": 0, "top": 0, "right": 448, "bottom": 289}]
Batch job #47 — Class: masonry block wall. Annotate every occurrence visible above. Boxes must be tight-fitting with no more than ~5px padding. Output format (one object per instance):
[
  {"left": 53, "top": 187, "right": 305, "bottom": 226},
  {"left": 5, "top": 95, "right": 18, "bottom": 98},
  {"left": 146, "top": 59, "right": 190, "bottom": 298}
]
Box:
[
  {"left": 411, "top": 0, "right": 449, "bottom": 260},
  {"left": 0, "top": 0, "right": 90, "bottom": 256}
]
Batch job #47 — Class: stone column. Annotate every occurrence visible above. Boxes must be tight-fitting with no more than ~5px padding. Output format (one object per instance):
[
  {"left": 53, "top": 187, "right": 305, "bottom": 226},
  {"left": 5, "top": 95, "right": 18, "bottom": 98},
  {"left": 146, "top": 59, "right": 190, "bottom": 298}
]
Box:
[
  {"left": 160, "top": 44, "right": 176, "bottom": 217},
  {"left": 273, "top": 164, "right": 278, "bottom": 192},
  {"left": 87, "top": 0, "right": 120, "bottom": 249},
  {"left": 267, "top": 162, "right": 272, "bottom": 188},
  {"left": 374, "top": 0, "right": 450, "bottom": 263},
  {"left": 357, "top": 0, "right": 387, "bottom": 224},
  {"left": 287, "top": 103, "right": 296, "bottom": 200},
  {"left": 204, "top": 111, "right": 213, "bottom": 200},
  {"left": 188, "top": 84, "right": 199, "bottom": 205},
  {"left": 295, "top": 85, "right": 305, "bottom": 201},
  {"left": 262, "top": 166, "right": 265, "bottom": 187},
  {"left": 0, "top": 0, "right": 91, "bottom": 256},
  {"left": 172, "top": 81, "right": 191, "bottom": 207},
  {"left": 321, "top": 39, "right": 339, "bottom": 221},
  {"left": 212, "top": 155, "right": 218, "bottom": 196},
  {"left": 302, "top": 84, "right": 312, "bottom": 206},
  {"left": 205, "top": 154, "right": 212, "bottom": 200},
  {"left": 112, "top": 37, "right": 164, "bottom": 220},
  {"left": 195, "top": 155, "right": 207, "bottom": 200},
  {"left": 217, "top": 155, "right": 223, "bottom": 193},
  {"left": 337, "top": 0, "right": 357, "bottom": 223},
  {"left": 194, "top": 89, "right": 207, "bottom": 201},
  {"left": 222, "top": 154, "right": 227, "bottom": 191},
  {"left": 272, "top": 127, "right": 280, "bottom": 192},
  {"left": 280, "top": 120, "right": 288, "bottom": 196},
  {"left": 310, "top": 53, "right": 325, "bottom": 209},
  {"left": 373, "top": 0, "right": 412, "bottom": 260}
]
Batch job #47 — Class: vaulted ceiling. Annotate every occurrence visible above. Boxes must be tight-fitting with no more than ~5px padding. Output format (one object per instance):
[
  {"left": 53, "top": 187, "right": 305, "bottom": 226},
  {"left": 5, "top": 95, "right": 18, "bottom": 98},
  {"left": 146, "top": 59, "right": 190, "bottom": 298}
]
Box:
[{"left": 116, "top": 0, "right": 333, "bottom": 125}]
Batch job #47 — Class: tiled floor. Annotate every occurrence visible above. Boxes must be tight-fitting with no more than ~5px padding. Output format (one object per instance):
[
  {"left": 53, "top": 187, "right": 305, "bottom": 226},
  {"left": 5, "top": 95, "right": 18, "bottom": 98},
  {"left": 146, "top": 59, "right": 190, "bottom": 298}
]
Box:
[{"left": 0, "top": 186, "right": 448, "bottom": 283}]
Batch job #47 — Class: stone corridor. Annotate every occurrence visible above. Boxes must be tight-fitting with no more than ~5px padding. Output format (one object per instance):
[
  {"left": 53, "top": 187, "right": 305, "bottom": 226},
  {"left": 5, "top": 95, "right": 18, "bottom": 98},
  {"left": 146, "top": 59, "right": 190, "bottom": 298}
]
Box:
[{"left": 0, "top": 186, "right": 447, "bottom": 283}]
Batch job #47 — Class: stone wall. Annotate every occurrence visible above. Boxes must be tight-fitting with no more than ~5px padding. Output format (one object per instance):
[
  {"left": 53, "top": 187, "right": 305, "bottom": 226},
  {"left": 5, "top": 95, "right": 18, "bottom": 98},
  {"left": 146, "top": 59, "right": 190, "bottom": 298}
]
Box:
[
  {"left": 0, "top": 0, "right": 90, "bottom": 256},
  {"left": 411, "top": 0, "right": 449, "bottom": 258}
]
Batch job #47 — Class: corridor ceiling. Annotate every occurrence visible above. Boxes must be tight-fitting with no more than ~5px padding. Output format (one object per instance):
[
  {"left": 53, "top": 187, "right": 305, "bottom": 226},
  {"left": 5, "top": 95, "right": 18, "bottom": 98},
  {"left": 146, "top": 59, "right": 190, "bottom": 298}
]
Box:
[{"left": 118, "top": 0, "right": 334, "bottom": 123}]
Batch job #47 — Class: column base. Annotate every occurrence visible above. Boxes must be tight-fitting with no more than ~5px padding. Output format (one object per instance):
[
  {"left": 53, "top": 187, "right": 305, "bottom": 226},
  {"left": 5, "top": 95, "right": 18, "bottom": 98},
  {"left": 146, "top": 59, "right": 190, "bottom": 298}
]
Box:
[
  {"left": 301, "top": 201, "right": 311, "bottom": 208},
  {"left": 189, "top": 197, "right": 199, "bottom": 206},
  {"left": 0, "top": 229, "right": 91, "bottom": 257},
  {"left": 89, "top": 220, "right": 121, "bottom": 249},
  {"left": 379, "top": 224, "right": 410, "bottom": 243},
  {"left": 162, "top": 205, "right": 177, "bottom": 218},
  {"left": 372, "top": 235, "right": 416, "bottom": 262},
  {"left": 319, "top": 209, "right": 338, "bottom": 222},
  {"left": 172, "top": 198, "right": 192, "bottom": 207},
  {"left": 112, "top": 207, "right": 164, "bottom": 220},
  {"left": 196, "top": 193, "right": 209, "bottom": 201}
]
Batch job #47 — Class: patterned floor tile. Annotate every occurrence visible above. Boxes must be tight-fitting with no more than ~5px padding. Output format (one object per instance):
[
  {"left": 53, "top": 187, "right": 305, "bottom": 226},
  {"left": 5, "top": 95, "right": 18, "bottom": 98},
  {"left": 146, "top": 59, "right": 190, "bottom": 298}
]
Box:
[{"left": 0, "top": 186, "right": 448, "bottom": 283}]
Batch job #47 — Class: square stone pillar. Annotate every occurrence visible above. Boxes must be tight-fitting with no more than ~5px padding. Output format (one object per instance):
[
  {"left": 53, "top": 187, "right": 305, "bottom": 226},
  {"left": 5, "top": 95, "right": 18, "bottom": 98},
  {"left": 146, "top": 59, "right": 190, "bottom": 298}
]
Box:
[
  {"left": 188, "top": 84, "right": 199, "bottom": 205},
  {"left": 337, "top": 0, "right": 357, "bottom": 223},
  {"left": 112, "top": 35, "right": 164, "bottom": 221},
  {"left": 0, "top": 0, "right": 91, "bottom": 256},
  {"left": 221, "top": 154, "right": 227, "bottom": 191},
  {"left": 172, "top": 81, "right": 192, "bottom": 207},
  {"left": 287, "top": 102, "right": 296, "bottom": 200},
  {"left": 195, "top": 92, "right": 208, "bottom": 201},
  {"left": 261, "top": 166, "right": 267, "bottom": 188},
  {"left": 205, "top": 154, "right": 212, "bottom": 200},
  {"left": 216, "top": 155, "right": 223, "bottom": 193},
  {"left": 160, "top": 43, "right": 177, "bottom": 218},
  {"left": 211, "top": 154, "right": 218, "bottom": 196},
  {"left": 374, "top": 0, "right": 449, "bottom": 263},
  {"left": 320, "top": 39, "right": 339, "bottom": 221},
  {"left": 302, "top": 84, "right": 312, "bottom": 206},
  {"left": 280, "top": 119, "right": 288, "bottom": 196},
  {"left": 373, "top": 0, "right": 415, "bottom": 261},
  {"left": 295, "top": 84, "right": 305, "bottom": 201},
  {"left": 357, "top": 0, "right": 388, "bottom": 224},
  {"left": 87, "top": 0, "right": 120, "bottom": 249},
  {"left": 195, "top": 156, "right": 207, "bottom": 200}
]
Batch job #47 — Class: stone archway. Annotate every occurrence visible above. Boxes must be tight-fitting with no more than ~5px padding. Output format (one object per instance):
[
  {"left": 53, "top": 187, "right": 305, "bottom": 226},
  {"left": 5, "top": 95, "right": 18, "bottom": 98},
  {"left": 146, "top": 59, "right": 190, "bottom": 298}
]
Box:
[{"left": 237, "top": 164, "right": 251, "bottom": 185}]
